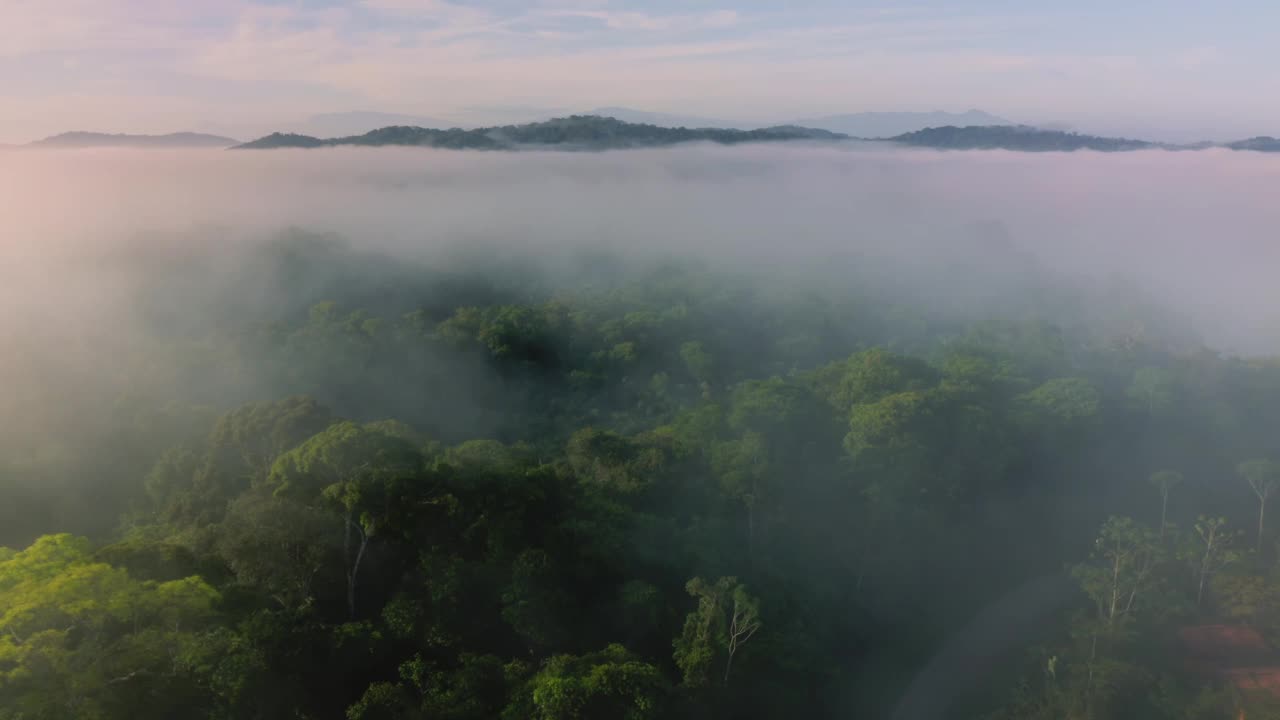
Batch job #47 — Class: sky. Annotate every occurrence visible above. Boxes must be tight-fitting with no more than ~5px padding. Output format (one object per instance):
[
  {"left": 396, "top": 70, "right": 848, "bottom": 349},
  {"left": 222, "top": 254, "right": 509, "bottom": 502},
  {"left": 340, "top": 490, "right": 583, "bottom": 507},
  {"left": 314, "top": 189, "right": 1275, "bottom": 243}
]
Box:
[{"left": 4, "top": 0, "right": 1280, "bottom": 143}]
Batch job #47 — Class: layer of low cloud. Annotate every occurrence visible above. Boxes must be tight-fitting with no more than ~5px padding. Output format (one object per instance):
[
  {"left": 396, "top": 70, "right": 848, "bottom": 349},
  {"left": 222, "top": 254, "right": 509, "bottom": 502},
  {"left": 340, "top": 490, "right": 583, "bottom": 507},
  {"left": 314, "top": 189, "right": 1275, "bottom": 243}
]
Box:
[{"left": 4, "top": 144, "right": 1280, "bottom": 354}]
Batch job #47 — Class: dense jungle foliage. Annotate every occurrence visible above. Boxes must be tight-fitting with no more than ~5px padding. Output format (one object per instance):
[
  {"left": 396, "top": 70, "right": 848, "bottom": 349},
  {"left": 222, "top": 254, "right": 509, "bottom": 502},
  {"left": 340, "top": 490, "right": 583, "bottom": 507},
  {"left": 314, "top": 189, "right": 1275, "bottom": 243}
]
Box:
[{"left": 4, "top": 230, "right": 1280, "bottom": 719}]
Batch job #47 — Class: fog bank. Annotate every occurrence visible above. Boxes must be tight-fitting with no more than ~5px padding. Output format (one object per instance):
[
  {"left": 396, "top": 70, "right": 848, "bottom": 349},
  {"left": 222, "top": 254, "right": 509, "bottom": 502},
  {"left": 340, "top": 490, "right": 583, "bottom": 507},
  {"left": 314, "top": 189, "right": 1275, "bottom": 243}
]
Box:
[{"left": 5, "top": 144, "right": 1279, "bottom": 352}]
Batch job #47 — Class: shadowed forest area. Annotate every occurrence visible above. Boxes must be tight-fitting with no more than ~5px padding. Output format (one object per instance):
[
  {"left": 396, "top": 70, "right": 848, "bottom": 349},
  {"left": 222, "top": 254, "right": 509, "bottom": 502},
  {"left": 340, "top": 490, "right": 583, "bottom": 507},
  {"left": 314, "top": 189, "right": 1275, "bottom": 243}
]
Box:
[{"left": 5, "top": 223, "right": 1280, "bottom": 720}]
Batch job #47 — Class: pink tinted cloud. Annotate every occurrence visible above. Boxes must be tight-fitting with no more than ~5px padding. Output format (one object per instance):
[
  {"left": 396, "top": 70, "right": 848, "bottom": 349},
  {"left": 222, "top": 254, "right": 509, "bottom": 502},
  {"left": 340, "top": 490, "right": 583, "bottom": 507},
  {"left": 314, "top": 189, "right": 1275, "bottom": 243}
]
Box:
[
  {"left": 0, "top": 0, "right": 1271, "bottom": 142},
  {"left": 0, "top": 0, "right": 244, "bottom": 55}
]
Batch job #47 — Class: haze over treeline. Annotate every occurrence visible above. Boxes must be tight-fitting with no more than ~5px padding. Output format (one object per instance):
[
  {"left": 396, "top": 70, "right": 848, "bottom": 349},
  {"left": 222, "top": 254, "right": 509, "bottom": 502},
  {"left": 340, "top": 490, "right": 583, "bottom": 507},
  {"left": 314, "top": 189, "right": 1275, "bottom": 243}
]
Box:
[
  {"left": 5, "top": 145, "right": 1280, "bottom": 719},
  {"left": 6, "top": 145, "right": 1279, "bottom": 351}
]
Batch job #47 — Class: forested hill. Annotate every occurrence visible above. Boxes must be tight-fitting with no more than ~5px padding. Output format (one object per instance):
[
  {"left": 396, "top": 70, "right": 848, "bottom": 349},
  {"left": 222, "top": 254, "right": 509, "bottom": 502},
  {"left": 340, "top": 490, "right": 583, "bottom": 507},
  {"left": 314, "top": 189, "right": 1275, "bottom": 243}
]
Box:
[
  {"left": 888, "top": 125, "right": 1156, "bottom": 152},
  {"left": 233, "top": 115, "right": 848, "bottom": 150},
  {"left": 234, "top": 116, "right": 1280, "bottom": 153},
  {"left": 31, "top": 131, "right": 239, "bottom": 148},
  {"left": 890, "top": 126, "right": 1280, "bottom": 152},
  {"left": 1225, "top": 136, "right": 1280, "bottom": 152}
]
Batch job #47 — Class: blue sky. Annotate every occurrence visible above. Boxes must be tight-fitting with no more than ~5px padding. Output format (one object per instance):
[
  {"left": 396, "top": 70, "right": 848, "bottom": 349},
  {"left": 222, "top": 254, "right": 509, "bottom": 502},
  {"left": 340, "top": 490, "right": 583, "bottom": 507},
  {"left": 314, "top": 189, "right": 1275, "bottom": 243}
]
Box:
[{"left": 3, "top": 0, "right": 1278, "bottom": 142}]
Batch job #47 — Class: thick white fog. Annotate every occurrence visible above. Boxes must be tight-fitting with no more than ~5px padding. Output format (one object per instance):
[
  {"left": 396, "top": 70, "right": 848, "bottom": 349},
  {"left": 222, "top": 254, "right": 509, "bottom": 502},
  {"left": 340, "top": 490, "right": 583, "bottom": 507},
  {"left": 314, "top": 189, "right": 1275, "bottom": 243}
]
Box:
[{"left": 5, "top": 144, "right": 1280, "bottom": 355}]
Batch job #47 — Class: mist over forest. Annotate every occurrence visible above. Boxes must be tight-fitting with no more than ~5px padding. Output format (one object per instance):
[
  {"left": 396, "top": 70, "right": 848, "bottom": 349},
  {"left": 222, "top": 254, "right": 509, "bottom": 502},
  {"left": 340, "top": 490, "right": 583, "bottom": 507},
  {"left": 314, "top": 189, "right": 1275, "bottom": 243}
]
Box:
[{"left": 5, "top": 144, "right": 1280, "bottom": 719}]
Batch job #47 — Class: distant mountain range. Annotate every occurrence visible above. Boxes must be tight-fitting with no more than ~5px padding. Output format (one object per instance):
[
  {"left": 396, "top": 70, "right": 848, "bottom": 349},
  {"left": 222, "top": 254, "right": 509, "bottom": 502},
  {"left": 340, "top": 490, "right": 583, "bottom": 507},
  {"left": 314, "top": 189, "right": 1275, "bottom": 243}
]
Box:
[
  {"left": 889, "top": 125, "right": 1154, "bottom": 152},
  {"left": 330, "top": 105, "right": 1019, "bottom": 137},
  {"left": 582, "top": 107, "right": 738, "bottom": 130},
  {"left": 30, "top": 131, "right": 238, "bottom": 148},
  {"left": 789, "top": 109, "right": 1013, "bottom": 138},
  {"left": 1224, "top": 136, "right": 1280, "bottom": 152},
  {"left": 295, "top": 111, "right": 460, "bottom": 138},
  {"left": 232, "top": 115, "right": 846, "bottom": 150},
  {"left": 234, "top": 115, "right": 1280, "bottom": 154},
  {"left": 889, "top": 126, "right": 1280, "bottom": 153},
  {"left": 29, "top": 115, "right": 1280, "bottom": 155},
  {"left": 580, "top": 107, "right": 1013, "bottom": 137}
]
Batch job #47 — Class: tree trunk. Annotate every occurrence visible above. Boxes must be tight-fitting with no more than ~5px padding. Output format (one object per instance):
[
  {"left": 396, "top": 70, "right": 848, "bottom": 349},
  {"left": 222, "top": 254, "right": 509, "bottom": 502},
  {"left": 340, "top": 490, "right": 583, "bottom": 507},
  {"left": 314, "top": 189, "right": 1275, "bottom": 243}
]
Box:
[
  {"left": 343, "top": 513, "right": 353, "bottom": 577},
  {"left": 1108, "top": 550, "right": 1121, "bottom": 627},
  {"left": 1197, "top": 531, "right": 1215, "bottom": 609},
  {"left": 1123, "top": 552, "right": 1153, "bottom": 616},
  {"left": 347, "top": 523, "right": 369, "bottom": 619},
  {"left": 1159, "top": 491, "right": 1168, "bottom": 540},
  {"left": 1259, "top": 499, "right": 1267, "bottom": 555}
]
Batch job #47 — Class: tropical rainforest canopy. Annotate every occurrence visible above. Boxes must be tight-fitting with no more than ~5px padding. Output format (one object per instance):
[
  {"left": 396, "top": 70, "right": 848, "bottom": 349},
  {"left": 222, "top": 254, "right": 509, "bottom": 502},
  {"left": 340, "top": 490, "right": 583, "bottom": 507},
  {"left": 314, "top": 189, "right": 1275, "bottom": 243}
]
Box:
[{"left": 3, "top": 228, "right": 1280, "bottom": 720}]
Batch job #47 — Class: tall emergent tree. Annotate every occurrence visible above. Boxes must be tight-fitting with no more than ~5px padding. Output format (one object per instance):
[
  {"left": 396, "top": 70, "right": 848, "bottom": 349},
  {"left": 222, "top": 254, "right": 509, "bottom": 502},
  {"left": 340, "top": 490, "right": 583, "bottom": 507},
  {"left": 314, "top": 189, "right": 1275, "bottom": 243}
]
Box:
[
  {"left": 673, "top": 576, "right": 763, "bottom": 689},
  {"left": 267, "top": 420, "right": 423, "bottom": 618},
  {"left": 1179, "top": 515, "right": 1240, "bottom": 609},
  {"left": 1238, "top": 459, "right": 1280, "bottom": 554},
  {"left": 1072, "top": 516, "right": 1163, "bottom": 632},
  {"left": 1148, "top": 469, "right": 1183, "bottom": 540}
]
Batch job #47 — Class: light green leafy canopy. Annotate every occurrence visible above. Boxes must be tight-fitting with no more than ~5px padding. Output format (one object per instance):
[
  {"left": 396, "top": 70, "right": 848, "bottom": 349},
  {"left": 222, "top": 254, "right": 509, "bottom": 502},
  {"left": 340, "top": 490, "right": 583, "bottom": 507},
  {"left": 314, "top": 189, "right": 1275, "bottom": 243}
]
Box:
[{"left": 0, "top": 534, "right": 221, "bottom": 719}]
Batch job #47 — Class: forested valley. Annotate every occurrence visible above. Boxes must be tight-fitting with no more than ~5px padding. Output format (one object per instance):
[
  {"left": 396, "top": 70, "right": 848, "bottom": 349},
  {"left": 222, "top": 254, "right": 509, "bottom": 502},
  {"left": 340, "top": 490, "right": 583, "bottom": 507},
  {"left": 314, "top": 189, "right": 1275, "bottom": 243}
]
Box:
[{"left": 5, "top": 226, "right": 1280, "bottom": 720}]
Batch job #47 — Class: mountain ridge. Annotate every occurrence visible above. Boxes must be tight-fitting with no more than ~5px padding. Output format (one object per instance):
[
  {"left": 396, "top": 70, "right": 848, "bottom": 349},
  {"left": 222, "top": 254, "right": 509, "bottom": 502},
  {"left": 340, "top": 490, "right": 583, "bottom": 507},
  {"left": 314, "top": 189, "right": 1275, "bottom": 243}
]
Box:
[
  {"left": 887, "top": 125, "right": 1155, "bottom": 152},
  {"left": 574, "top": 106, "right": 1015, "bottom": 137},
  {"left": 233, "top": 115, "right": 847, "bottom": 150},
  {"left": 884, "top": 125, "right": 1280, "bottom": 153},
  {"left": 791, "top": 109, "right": 1014, "bottom": 138},
  {"left": 31, "top": 131, "right": 238, "bottom": 148},
  {"left": 297, "top": 111, "right": 460, "bottom": 137},
  {"left": 1224, "top": 136, "right": 1280, "bottom": 152},
  {"left": 582, "top": 107, "right": 740, "bottom": 129},
  {"left": 54, "top": 116, "right": 1277, "bottom": 155}
]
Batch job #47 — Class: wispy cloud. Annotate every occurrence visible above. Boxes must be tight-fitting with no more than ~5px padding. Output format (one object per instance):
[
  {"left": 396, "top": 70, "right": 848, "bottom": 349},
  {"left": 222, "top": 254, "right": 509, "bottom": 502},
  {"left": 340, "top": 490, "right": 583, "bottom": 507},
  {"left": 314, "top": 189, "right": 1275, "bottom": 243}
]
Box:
[
  {"left": 0, "top": 0, "right": 233, "bottom": 56},
  {"left": 536, "top": 9, "right": 740, "bottom": 32},
  {"left": 360, "top": 0, "right": 502, "bottom": 34},
  {"left": 0, "top": 0, "right": 1271, "bottom": 143}
]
